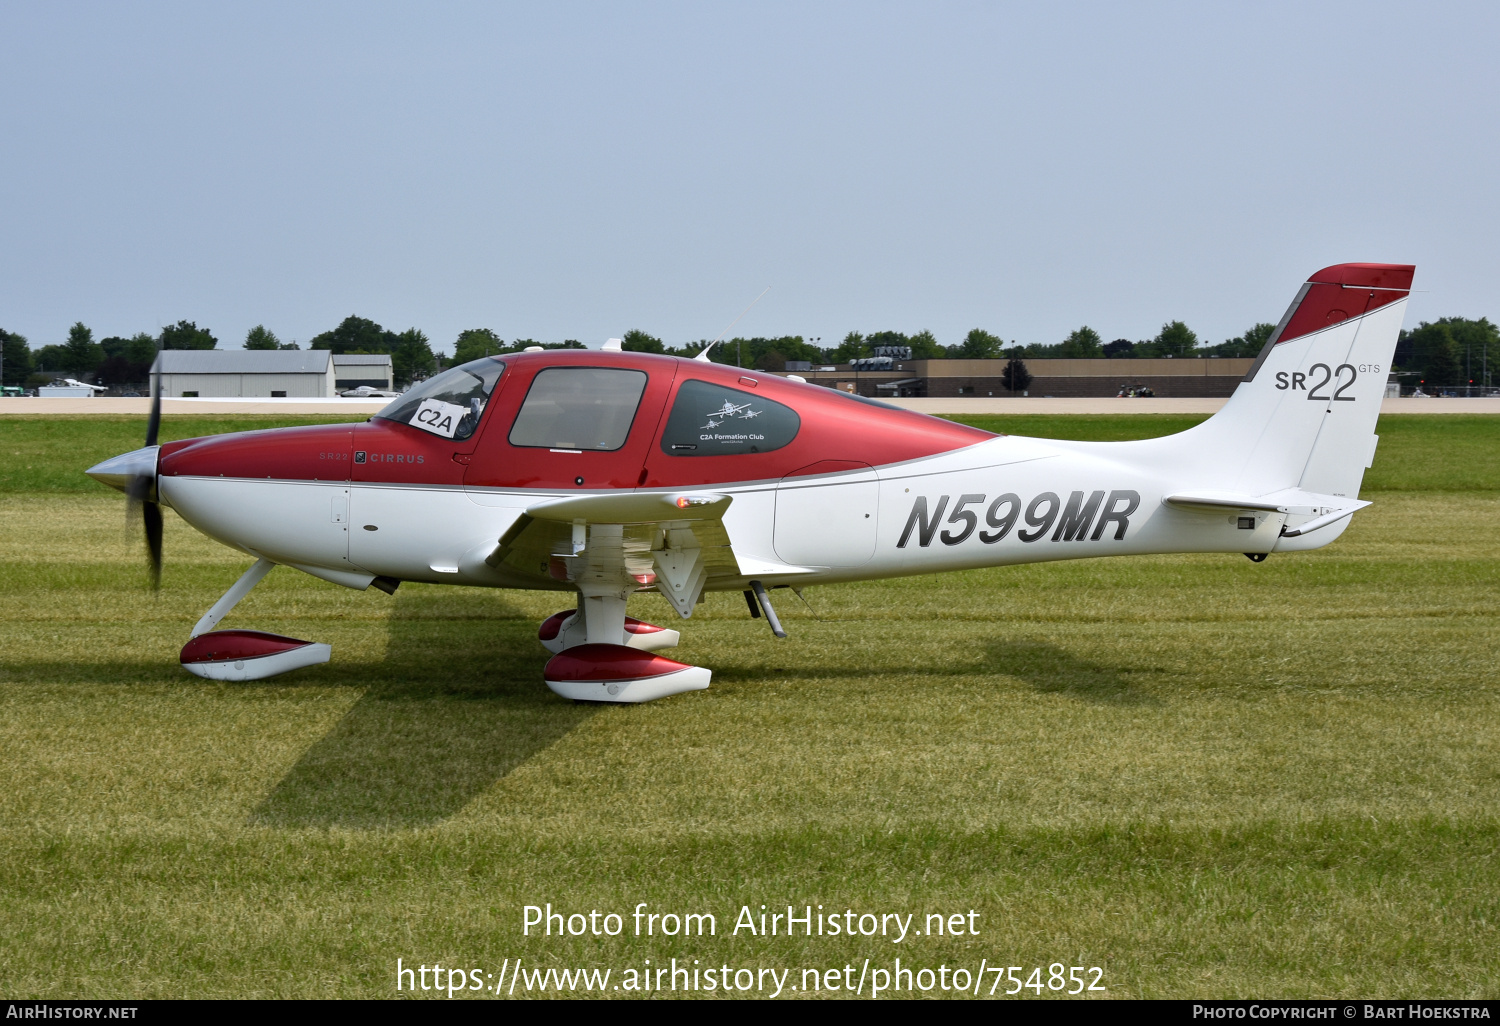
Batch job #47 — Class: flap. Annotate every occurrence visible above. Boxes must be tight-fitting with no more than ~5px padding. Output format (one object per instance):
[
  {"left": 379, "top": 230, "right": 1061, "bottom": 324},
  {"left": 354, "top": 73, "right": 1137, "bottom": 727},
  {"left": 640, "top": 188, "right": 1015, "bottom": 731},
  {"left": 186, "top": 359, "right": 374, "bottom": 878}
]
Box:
[
  {"left": 483, "top": 491, "right": 742, "bottom": 590},
  {"left": 523, "top": 491, "right": 731, "bottom": 524}
]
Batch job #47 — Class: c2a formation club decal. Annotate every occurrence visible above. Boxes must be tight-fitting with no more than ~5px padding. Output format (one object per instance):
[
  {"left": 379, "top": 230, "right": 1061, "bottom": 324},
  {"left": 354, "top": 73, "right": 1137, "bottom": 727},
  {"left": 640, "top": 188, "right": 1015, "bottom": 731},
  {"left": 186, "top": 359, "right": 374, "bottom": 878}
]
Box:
[{"left": 898, "top": 490, "right": 1142, "bottom": 548}]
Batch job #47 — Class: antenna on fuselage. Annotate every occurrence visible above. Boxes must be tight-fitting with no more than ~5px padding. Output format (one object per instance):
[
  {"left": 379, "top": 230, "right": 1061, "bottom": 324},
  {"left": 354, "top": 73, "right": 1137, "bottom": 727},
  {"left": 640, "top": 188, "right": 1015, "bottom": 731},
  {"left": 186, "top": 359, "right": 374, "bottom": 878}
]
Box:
[{"left": 694, "top": 286, "right": 771, "bottom": 362}]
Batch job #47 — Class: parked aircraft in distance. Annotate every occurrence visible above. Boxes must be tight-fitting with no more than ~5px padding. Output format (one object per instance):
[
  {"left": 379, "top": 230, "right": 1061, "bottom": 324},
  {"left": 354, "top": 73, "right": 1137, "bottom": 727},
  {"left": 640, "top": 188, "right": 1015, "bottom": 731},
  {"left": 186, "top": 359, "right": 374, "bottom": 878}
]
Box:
[{"left": 339, "top": 386, "right": 402, "bottom": 399}]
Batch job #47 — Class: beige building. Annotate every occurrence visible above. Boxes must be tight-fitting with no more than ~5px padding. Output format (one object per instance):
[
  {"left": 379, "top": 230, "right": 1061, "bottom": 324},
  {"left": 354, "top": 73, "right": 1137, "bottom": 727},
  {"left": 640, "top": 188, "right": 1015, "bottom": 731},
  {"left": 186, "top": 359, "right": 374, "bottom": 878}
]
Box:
[{"left": 787, "top": 357, "right": 1257, "bottom": 398}]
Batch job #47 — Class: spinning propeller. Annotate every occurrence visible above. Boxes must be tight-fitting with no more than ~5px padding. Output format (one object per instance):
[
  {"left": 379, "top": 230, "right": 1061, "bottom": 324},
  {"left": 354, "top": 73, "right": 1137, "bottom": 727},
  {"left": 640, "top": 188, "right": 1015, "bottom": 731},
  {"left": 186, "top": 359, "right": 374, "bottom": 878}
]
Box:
[{"left": 85, "top": 376, "right": 164, "bottom": 588}]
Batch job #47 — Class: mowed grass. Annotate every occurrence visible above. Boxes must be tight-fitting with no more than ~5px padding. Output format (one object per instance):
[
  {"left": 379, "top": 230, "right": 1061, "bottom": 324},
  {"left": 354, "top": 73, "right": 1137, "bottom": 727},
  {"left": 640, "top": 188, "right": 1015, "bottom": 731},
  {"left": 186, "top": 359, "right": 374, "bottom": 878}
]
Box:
[{"left": 0, "top": 415, "right": 1496, "bottom": 999}]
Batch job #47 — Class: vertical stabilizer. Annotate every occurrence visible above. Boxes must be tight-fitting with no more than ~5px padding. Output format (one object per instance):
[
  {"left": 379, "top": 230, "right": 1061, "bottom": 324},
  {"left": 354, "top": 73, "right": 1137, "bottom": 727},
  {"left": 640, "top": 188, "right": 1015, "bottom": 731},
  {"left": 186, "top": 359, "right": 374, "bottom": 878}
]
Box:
[{"left": 1143, "top": 263, "right": 1413, "bottom": 506}]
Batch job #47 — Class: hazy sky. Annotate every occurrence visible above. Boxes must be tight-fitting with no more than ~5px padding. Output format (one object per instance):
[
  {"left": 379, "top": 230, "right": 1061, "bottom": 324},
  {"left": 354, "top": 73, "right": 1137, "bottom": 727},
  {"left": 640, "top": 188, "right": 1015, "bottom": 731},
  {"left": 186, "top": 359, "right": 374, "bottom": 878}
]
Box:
[{"left": 3, "top": 2, "right": 1497, "bottom": 353}]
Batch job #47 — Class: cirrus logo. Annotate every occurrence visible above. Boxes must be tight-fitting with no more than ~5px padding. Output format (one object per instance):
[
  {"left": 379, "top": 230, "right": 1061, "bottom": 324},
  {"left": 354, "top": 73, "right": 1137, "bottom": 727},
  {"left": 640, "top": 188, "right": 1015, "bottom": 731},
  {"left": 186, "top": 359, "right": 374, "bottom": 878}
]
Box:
[{"left": 354, "top": 451, "right": 424, "bottom": 465}]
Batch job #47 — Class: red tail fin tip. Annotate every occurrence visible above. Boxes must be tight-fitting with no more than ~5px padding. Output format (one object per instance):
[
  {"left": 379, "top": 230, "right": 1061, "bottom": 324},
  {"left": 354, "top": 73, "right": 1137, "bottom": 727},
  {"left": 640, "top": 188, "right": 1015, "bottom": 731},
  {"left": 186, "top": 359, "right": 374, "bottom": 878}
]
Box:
[{"left": 1276, "top": 263, "right": 1415, "bottom": 346}]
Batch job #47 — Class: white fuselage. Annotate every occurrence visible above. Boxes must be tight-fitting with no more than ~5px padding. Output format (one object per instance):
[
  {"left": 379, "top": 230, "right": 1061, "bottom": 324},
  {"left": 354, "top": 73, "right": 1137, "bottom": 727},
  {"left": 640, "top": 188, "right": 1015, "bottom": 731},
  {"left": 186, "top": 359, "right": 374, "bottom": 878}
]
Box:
[
  {"left": 161, "top": 289, "right": 1405, "bottom": 597},
  {"left": 160, "top": 430, "right": 1314, "bottom": 595}
]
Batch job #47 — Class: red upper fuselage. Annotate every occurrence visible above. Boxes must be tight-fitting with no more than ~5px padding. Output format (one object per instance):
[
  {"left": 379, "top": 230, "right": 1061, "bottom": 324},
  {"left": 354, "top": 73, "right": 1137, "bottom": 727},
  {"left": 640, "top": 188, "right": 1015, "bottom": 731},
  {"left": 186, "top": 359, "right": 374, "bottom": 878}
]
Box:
[{"left": 158, "top": 351, "right": 993, "bottom": 492}]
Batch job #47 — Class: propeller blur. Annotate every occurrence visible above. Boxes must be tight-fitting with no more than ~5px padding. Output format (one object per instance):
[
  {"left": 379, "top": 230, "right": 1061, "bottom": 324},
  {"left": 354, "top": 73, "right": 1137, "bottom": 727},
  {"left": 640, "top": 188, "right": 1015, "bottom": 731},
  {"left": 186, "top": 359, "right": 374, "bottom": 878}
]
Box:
[{"left": 91, "top": 371, "right": 164, "bottom": 588}]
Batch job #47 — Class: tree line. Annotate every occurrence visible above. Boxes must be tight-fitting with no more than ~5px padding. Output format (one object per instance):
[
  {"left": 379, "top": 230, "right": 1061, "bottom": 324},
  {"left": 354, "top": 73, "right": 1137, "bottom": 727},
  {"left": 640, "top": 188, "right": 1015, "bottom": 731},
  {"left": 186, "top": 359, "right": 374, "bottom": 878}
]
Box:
[
  {"left": 560, "top": 317, "right": 1498, "bottom": 388},
  {"left": 593, "top": 321, "right": 1283, "bottom": 370},
  {"left": 0, "top": 316, "right": 441, "bottom": 390},
  {"left": 4, "top": 313, "right": 1495, "bottom": 391},
  {"left": 1394, "top": 318, "right": 1498, "bottom": 390},
  {"left": 3, "top": 320, "right": 216, "bottom": 389}
]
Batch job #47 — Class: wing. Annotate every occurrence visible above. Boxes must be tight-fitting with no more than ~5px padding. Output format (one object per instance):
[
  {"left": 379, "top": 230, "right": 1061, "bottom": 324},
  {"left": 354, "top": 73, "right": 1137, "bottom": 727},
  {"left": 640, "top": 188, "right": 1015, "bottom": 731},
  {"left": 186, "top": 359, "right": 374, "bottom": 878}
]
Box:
[{"left": 482, "top": 491, "right": 746, "bottom": 616}]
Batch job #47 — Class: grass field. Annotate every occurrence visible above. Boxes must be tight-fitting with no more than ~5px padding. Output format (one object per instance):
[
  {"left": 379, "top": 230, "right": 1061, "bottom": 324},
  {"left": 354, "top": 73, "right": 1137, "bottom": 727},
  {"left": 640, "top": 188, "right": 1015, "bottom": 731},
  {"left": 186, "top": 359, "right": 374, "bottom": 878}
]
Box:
[{"left": 0, "top": 414, "right": 1497, "bottom": 999}]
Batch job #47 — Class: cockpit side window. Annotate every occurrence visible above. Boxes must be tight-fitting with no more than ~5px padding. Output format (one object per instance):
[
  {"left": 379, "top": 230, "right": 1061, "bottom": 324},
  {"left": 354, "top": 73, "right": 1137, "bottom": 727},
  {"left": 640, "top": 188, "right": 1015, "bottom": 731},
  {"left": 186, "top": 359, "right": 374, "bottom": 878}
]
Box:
[
  {"left": 660, "top": 379, "right": 800, "bottom": 456},
  {"left": 374, "top": 357, "right": 504, "bottom": 441},
  {"left": 508, "top": 367, "right": 649, "bottom": 451}
]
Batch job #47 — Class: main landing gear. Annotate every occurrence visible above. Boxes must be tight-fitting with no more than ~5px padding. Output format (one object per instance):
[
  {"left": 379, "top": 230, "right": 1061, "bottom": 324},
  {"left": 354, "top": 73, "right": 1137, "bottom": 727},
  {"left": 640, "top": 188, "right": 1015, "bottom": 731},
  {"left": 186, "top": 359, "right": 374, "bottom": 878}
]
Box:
[
  {"left": 538, "top": 580, "right": 794, "bottom": 704},
  {"left": 536, "top": 587, "right": 708, "bottom": 703}
]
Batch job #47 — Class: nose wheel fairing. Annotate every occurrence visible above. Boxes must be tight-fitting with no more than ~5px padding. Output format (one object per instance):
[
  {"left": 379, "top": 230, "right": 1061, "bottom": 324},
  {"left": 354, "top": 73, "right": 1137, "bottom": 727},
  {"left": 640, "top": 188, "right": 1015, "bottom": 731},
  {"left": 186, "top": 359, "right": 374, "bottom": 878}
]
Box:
[
  {"left": 180, "top": 629, "right": 331, "bottom": 681},
  {"left": 178, "top": 559, "right": 334, "bottom": 682}
]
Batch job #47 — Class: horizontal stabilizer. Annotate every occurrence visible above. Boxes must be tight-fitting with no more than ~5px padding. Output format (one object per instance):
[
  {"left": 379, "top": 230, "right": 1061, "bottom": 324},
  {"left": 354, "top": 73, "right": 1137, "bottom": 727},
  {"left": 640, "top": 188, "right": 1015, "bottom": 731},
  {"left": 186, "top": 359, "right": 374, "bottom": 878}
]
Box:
[
  {"left": 1280, "top": 506, "right": 1364, "bottom": 538},
  {"left": 1167, "top": 488, "right": 1371, "bottom": 540},
  {"left": 1165, "top": 492, "right": 1285, "bottom": 513}
]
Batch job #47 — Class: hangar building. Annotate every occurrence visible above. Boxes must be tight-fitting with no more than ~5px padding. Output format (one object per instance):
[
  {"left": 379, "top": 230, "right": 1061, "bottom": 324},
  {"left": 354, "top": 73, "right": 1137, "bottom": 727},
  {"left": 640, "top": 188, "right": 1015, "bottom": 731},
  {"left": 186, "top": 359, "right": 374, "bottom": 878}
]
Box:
[
  {"left": 149, "top": 351, "right": 394, "bottom": 397},
  {"left": 332, "top": 354, "right": 396, "bottom": 392}
]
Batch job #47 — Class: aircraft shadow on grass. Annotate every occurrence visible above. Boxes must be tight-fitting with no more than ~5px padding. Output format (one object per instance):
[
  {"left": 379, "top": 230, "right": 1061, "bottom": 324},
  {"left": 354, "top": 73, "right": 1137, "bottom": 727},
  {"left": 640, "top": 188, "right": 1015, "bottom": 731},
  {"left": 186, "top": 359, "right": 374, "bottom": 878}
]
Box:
[
  {"left": 711, "top": 636, "right": 1157, "bottom": 707},
  {"left": 977, "top": 639, "right": 1159, "bottom": 706},
  {"left": 251, "top": 590, "right": 594, "bottom": 830},
  {"left": 7, "top": 609, "right": 1154, "bottom": 829},
  {"left": 248, "top": 603, "right": 1150, "bottom": 827}
]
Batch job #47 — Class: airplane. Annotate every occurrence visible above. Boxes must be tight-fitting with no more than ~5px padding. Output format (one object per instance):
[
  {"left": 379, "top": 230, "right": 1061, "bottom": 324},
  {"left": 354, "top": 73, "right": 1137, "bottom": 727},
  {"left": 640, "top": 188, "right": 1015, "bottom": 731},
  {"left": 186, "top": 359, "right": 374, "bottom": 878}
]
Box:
[
  {"left": 707, "top": 399, "right": 755, "bottom": 421},
  {"left": 339, "top": 385, "right": 402, "bottom": 399},
  {"left": 86, "top": 262, "right": 1412, "bottom": 703}
]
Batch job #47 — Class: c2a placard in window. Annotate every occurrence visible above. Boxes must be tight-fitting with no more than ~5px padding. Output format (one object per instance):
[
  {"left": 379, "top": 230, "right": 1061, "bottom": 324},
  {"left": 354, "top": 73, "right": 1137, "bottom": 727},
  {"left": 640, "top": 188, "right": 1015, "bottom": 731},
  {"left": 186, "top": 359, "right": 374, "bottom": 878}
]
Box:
[{"left": 660, "top": 379, "right": 799, "bottom": 456}]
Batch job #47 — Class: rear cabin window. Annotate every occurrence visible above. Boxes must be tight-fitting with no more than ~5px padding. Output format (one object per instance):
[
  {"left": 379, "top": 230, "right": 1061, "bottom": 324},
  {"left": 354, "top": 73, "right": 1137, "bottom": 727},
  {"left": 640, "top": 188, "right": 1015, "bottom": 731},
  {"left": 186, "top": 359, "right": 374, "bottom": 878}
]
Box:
[
  {"left": 660, "top": 379, "right": 800, "bottom": 456},
  {"left": 508, "top": 367, "right": 649, "bottom": 451}
]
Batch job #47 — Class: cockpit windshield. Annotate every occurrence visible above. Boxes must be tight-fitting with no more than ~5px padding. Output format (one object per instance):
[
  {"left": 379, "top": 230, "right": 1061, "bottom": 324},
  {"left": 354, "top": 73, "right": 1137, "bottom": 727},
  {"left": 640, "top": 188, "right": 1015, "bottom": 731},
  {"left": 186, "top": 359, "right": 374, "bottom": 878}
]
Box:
[{"left": 374, "top": 357, "right": 505, "bottom": 441}]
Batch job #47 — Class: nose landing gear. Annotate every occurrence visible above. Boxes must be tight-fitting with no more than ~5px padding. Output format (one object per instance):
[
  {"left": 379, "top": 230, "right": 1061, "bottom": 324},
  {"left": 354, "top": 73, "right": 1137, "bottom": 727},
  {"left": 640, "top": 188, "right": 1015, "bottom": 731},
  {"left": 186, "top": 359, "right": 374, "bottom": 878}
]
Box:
[{"left": 179, "top": 558, "right": 331, "bottom": 680}]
